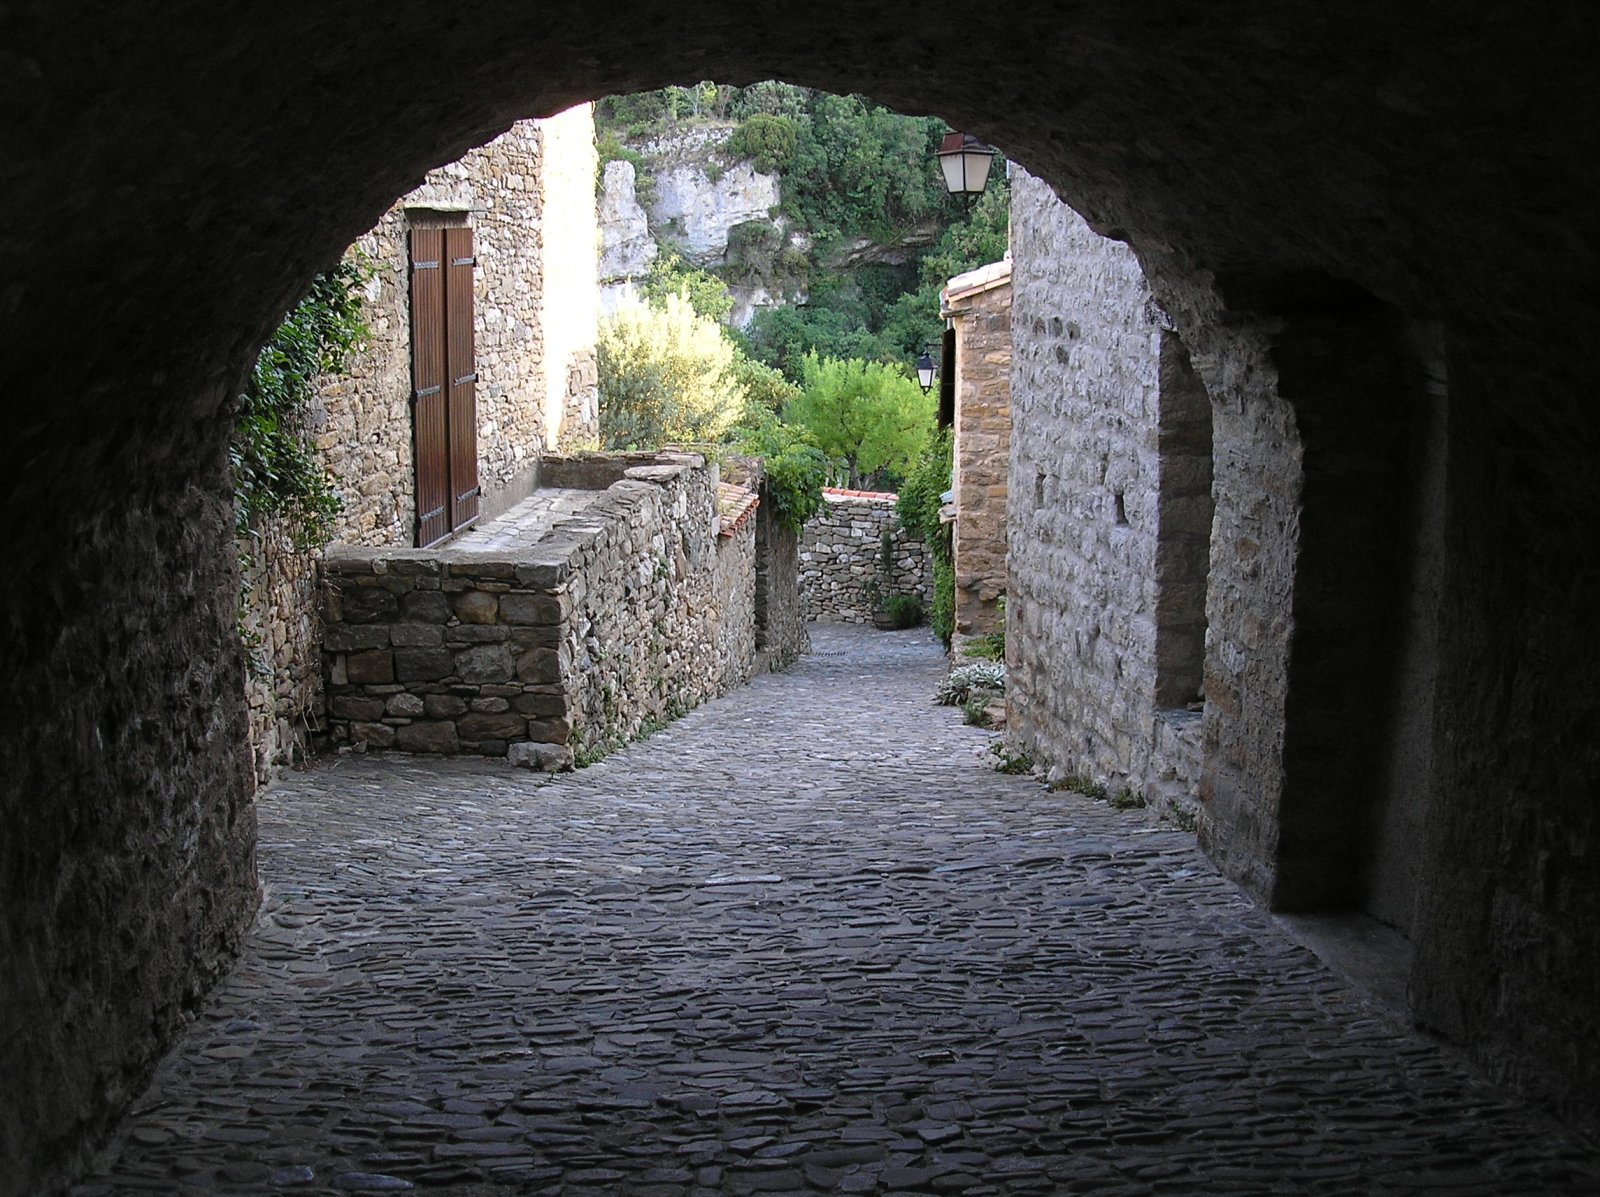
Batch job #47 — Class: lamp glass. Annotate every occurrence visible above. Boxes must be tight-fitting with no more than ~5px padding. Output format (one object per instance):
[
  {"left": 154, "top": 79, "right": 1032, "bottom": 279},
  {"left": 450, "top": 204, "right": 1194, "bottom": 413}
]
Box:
[{"left": 915, "top": 349, "right": 936, "bottom": 393}]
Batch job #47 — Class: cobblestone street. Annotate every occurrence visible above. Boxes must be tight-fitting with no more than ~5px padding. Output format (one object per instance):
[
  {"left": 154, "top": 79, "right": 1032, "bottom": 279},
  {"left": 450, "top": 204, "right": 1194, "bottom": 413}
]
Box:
[{"left": 75, "top": 626, "right": 1600, "bottom": 1196}]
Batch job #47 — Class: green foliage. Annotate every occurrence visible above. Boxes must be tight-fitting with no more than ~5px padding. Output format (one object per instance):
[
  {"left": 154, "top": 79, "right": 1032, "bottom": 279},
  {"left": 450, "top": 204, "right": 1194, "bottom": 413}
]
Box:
[
  {"left": 1110, "top": 787, "right": 1147, "bottom": 811},
  {"left": 232, "top": 261, "right": 367, "bottom": 548},
  {"left": 723, "top": 220, "right": 785, "bottom": 284},
  {"left": 962, "top": 595, "right": 1007, "bottom": 660},
  {"left": 963, "top": 695, "right": 996, "bottom": 727},
  {"left": 880, "top": 181, "right": 1014, "bottom": 357},
  {"left": 642, "top": 250, "right": 734, "bottom": 323},
  {"left": 988, "top": 744, "right": 1036, "bottom": 774},
  {"left": 1165, "top": 807, "right": 1200, "bottom": 832},
  {"left": 1049, "top": 774, "right": 1109, "bottom": 801},
  {"left": 737, "top": 300, "right": 889, "bottom": 380},
  {"left": 935, "top": 661, "right": 1006, "bottom": 706},
  {"left": 883, "top": 593, "right": 924, "bottom": 629},
  {"left": 730, "top": 353, "right": 800, "bottom": 414},
  {"left": 725, "top": 113, "right": 797, "bottom": 174},
  {"left": 597, "top": 293, "right": 744, "bottom": 449},
  {"left": 930, "top": 555, "right": 956, "bottom": 651},
  {"left": 730, "top": 401, "right": 828, "bottom": 534},
  {"left": 786, "top": 353, "right": 934, "bottom": 489},
  {"left": 898, "top": 428, "right": 955, "bottom": 647},
  {"left": 896, "top": 426, "right": 952, "bottom": 544},
  {"left": 779, "top": 92, "right": 953, "bottom": 248}
]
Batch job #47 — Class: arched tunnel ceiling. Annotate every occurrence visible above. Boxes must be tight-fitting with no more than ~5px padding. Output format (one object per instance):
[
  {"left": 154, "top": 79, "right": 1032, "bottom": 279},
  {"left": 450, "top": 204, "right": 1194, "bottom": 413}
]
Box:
[{"left": 2, "top": 1, "right": 1596, "bottom": 538}]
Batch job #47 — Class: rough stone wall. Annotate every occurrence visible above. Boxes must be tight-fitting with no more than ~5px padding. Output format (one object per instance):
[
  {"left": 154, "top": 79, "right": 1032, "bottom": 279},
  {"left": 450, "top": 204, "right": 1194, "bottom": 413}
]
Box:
[
  {"left": 0, "top": 452, "right": 260, "bottom": 1197},
  {"left": 799, "top": 491, "right": 933, "bottom": 623},
  {"left": 7, "top": 9, "right": 1600, "bottom": 1186},
  {"left": 312, "top": 109, "right": 598, "bottom": 548},
  {"left": 944, "top": 261, "right": 1013, "bottom": 644},
  {"left": 238, "top": 519, "right": 322, "bottom": 785},
  {"left": 1005, "top": 173, "right": 1203, "bottom": 819},
  {"left": 753, "top": 495, "right": 810, "bottom": 670},
  {"left": 321, "top": 454, "right": 755, "bottom": 760}
]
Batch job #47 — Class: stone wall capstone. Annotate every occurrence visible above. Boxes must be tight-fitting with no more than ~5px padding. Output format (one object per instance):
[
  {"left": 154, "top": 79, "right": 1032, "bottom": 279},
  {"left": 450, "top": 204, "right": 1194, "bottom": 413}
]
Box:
[{"left": 799, "top": 490, "right": 933, "bottom": 623}]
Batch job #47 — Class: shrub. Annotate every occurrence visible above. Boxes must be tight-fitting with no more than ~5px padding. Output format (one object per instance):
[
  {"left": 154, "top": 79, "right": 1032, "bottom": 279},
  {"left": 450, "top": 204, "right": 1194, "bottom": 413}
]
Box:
[
  {"left": 726, "top": 113, "right": 797, "bottom": 174},
  {"left": 597, "top": 293, "right": 743, "bottom": 449},
  {"left": 936, "top": 662, "right": 1005, "bottom": 706},
  {"left": 883, "top": 594, "right": 924, "bottom": 629},
  {"left": 898, "top": 429, "right": 955, "bottom": 647},
  {"left": 731, "top": 401, "right": 828, "bottom": 533}
]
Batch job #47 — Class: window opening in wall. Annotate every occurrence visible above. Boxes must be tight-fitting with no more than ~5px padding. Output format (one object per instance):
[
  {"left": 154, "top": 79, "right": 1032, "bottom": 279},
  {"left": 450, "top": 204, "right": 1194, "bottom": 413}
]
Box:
[
  {"left": 1114, "top": 491, "right": 1128, "bottom": 526},
  {"left": 409, "top": 217, "right": 480, "bottom": 547},
  {"left": 1153, "top": 331, "right": 1214, "bottom": 712}
]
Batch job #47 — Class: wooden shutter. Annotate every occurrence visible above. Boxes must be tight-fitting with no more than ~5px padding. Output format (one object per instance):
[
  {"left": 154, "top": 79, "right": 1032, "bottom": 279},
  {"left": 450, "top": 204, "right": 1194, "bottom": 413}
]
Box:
[
  {"left": 410, "top": 227, "right": 450, "bottom": 547},
  {"left": 444, "top": 226, "right": 479, "bottom": 532},
  {"left": 937, "top": 325, "right": 957, "bottom": 430}
]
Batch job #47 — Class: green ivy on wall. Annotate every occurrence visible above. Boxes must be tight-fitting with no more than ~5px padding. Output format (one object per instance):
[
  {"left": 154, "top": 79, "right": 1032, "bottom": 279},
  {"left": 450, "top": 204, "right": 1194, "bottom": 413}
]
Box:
[{"left": 232, "top": 260, "right": 368, "bottom": 550}]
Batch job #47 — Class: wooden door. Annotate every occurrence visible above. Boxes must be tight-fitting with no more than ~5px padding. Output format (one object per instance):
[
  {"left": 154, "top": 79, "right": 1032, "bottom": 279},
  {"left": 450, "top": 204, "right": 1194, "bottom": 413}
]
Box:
[{"left": 409, "top": 224, "right": 478, "bottom": 546}]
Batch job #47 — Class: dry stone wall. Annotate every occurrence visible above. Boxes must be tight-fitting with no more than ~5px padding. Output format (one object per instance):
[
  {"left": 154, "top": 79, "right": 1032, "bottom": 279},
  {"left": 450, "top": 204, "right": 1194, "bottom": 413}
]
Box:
[
  {"left": 241, "top": 107, "right": 599, "bottom": 783},
  {"left": 320, "top": 454, "right": 756, "bottom": 763},
  {"left": 799, "top": 491, "right": 933, "bottom": 623}
]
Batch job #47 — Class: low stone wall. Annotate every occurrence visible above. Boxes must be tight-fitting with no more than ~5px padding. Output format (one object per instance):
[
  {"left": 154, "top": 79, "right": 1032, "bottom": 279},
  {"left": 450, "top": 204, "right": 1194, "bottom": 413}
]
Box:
[
  {"left": 320, "top": 453, "right": 756, "bottom": 763},
  {"left": 799, "top": 490, "right": 932, "bottom": 623}
]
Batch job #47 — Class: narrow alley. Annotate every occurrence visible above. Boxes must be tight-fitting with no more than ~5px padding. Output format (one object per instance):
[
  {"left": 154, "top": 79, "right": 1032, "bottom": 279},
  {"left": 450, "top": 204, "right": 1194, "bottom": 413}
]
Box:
[{"left": 74, "top": 627, "right": 1600, "bottom": 1195}]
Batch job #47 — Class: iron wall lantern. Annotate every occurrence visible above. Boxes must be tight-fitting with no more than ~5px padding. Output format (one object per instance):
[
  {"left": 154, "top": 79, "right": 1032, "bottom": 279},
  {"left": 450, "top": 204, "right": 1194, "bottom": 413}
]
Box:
[{"left": 936, "top": 132, "right": 998, "bottom": 205}]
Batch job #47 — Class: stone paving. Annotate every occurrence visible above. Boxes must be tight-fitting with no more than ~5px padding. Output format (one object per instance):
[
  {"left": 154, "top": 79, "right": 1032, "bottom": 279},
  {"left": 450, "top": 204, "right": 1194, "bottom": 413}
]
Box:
[
  {"left": 455, "top": 490, "right": 609, "bottom": 554},
  {"left": 74, "top": 626, "right": 1600, "bottom": 1195}
]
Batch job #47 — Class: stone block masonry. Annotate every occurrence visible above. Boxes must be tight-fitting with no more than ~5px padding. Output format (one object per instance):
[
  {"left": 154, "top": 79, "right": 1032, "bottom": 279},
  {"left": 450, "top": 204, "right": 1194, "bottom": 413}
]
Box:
[
  {"left": 321, "top": 453, "right": 756, "bottom": 762},
  {"left": 1006, "top": 171, "right": 1204, "bottom": 823},
  {"left": 799, "top": 490, "right": 933, "bottom": 623}
]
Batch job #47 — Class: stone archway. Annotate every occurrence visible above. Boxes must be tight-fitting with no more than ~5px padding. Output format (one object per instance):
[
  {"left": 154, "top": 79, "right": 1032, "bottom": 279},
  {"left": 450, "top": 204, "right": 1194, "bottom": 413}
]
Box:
[{"left": 4, "top": 4, "right": 1598, "bottom": 1190}]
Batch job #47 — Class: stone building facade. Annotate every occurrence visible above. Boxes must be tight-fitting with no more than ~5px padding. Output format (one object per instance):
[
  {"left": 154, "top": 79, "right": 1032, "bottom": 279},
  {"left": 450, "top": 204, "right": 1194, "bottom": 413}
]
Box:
[
  {"left": 942, "top": 259, "right": 1013, "bottom": 646},
  {"left": 320, "top": 453, "right": 757, "bottom": 765},
  {"left": 1006, "top": 166, "right": 1432, "bottom": 937},
  {"left": 1006, "top": 174, "right": 1208, "bottom": 820},
  {"left": 799, "top": 490, "right": 934, "bottom": 623},
  {"left": 240, "top": 108, "right": 601, "bottom": 783},
  {"left": 315, "top": 107, "right": 601, "bottom": 548}
]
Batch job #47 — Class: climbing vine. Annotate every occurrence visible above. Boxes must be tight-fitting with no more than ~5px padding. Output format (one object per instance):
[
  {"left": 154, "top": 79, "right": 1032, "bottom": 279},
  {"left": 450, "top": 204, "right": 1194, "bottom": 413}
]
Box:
[{"left": 232, "top": 261, "right": 368, "bottom": 549}]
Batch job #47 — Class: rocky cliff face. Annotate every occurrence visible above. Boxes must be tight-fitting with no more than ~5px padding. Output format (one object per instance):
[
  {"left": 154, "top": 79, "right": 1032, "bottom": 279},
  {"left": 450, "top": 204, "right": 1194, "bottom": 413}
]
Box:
[
  {"left": 599, "top": 159, "right": 657, "bottom": 311},
  {"left": 598, "top": 125, "right": 788, "bottom": 324}
]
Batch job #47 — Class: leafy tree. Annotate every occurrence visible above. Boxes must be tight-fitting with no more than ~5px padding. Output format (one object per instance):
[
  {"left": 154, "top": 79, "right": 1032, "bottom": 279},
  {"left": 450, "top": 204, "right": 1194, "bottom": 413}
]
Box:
[
  {"left": 786, "top": 353, "right": 935, "bottom": 489},
  {"left": 730, "top": 402, "right": 828, "bottom": 533},
  {"left": 881, "top": 180, "right": 1012, "bottom": 357},
  {"left": 232, "top": 261, "right": 367, "bottom": 547},
  {"left": 642, "top": 250, "right": 734, "bottom": 323},
  {"left": 730, "top": 353, "right": 799, "bottom": 413},
  {"left": 597, "top": 293, "right": 743, "bottom": 448}
]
